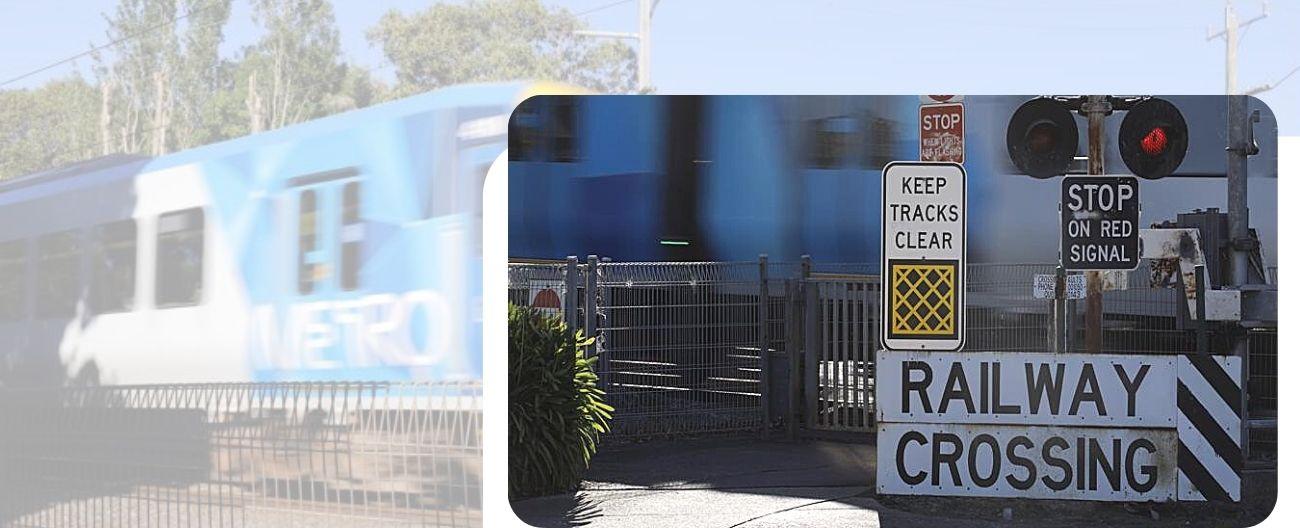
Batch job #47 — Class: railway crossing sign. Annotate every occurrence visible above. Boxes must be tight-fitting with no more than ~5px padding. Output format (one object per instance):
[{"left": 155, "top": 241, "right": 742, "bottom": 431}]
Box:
[
  {"left": 881, "top": 162, "right": 966, "bottom": 351},
  {"left": 920, "top": 103, "right": 964, "bottom": 163},
  {"left": 876, "top": 351, "right": 1244, "bottom": 502},
  {"left": 1061, "top": 176, "right": 1141, "bottom": 271}
]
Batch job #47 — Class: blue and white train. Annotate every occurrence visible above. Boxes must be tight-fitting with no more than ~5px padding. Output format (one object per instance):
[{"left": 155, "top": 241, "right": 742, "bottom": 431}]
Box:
[
  {"left": 508, "top": 95, "right": 1277, "bottom": 268},
  {"left": 0, "top": 81, "right": 563, "bottom": 387}
]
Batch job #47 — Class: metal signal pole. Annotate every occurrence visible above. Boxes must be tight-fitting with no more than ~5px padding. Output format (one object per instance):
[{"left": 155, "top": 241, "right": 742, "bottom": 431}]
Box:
[
  {"left": 1209, "top": 0, "right": 1270, "bottom": 461},
  {"left": 1208, "top": 1, "right": 1266, "bottom": 291}
]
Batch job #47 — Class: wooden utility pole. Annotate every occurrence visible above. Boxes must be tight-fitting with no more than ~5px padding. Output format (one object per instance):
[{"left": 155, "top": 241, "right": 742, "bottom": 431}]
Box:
[{"left": 1081, "top": 95, "right": 1111, "bottom": 354}]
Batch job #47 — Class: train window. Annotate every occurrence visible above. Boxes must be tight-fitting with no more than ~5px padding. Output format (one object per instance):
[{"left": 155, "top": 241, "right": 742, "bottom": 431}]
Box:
[
  {"left": 298, "top": 189, "right": 319, "bottom": 294},
  {"left": 865, "top": 117, "right": 898, "bottom": 169},
  {"left": 36, "top": 230, "right": 81, "bottom": 318},
  {"left": 339, "top": 181, "right": 362, "bottom": 291},
  {"left": 508, "top": 99, "right": 543, "bottom": 161},
  {"left": 90, "top": 219, "right": 137, "bottom": 314},
  {"left": 806, "top": 116, "right": 861, "bottom": 169},
  {"left": 548, "top": 97, "right": 580, "bottom": 162},
  {"left": 156, "top": 208, "right": 204, "bottom": 307},
  {"left": 508, "top": 97, "right": 580, "bottom": 162},
  {"left": 0, "top": 240, "right": 26, "bottom": 320}
]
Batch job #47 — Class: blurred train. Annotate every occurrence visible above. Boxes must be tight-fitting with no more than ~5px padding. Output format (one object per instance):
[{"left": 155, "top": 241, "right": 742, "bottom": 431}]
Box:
[
  {"left": 508, "top": 95, "right": 1277, "bottom": 268},
  {"left": 0, "top": 81, "right": 563, "bottom": 387}
]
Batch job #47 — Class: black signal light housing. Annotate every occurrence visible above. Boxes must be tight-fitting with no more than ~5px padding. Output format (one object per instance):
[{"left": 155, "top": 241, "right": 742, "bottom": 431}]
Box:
[
  {"left": 1118, "top": 97, "right": 1188, "bottom": 179},
  {"left": 1006, "top": 97, "right": 1079, "bottom": 178}
]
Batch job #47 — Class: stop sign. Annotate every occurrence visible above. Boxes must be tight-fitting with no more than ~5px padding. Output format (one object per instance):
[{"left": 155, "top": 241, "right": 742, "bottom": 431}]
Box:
[{"left": 920, "top": 103, "right": 964, "bottom": 163}]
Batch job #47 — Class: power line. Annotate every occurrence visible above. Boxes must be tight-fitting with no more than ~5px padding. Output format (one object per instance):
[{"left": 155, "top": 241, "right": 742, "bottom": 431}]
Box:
[
  {"left": 0, "top": 1, "right": 222, "bottom": 89},
  {"left": 575, "top": 0, "right": 635, "bottom": 17}
]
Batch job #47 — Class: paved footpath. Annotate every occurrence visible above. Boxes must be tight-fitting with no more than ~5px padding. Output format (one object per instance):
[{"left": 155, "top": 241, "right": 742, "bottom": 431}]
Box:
[{"left": 510, "top": 438, "right": 1275, "bottom": 528}]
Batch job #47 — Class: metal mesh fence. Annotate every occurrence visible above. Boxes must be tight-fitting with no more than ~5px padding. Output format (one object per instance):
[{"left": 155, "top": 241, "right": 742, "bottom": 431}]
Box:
[
  {"left": 965, "top": 264, "right": 1056, "bottom": 353},
  {"left": 0, "top": 382, "right": 482, "bottom": 528},
  {"left": 507, "top": 263, "right": 568, "bottom": 313},
  {"left": 508, "top": 258, "right": 1274, "bottom": 454},
  {"left": 962, "top": 262, "right": 1196, "bottom": 355},
  {"left": 592, "top": 262, "right": 766, "bottom": 439},
  {"left": 1247, "top": 329, "right": 1278, "bottom": 465}
]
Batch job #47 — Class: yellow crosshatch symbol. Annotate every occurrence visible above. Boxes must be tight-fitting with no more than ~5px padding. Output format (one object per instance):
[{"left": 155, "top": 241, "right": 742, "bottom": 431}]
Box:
[{"left": 890, "top": 261, "right": 957, "bottom": 337}]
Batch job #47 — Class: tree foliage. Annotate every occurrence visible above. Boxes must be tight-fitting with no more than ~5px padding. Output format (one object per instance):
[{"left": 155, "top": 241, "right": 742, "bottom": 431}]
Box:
[
  {"left": 367, "top": 0, "right": 637, "bottom": 98},
  {"left": 171, "top": 0, "right": 234, "bottom": 150},
  {"left": 0, "top": 0, "right": 639, "bottom": 181},
  {"left": 0, "top": 77, "right": 100, "bottom": 178},
  {"left": 243, "top": 0, "right": 347, "bottom": 132}
]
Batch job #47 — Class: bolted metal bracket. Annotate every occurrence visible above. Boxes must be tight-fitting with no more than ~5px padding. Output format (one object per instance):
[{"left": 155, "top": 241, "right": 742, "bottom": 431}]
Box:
[
  {"left": 1231, "top": 236, "right": 1261, "bottom": 251},
  {"left": 1226, "top": 109, "right": 1262, "bottom": 156},
  {"left": 1079, "top": 99, "right": 1114, "bottom": 116}
]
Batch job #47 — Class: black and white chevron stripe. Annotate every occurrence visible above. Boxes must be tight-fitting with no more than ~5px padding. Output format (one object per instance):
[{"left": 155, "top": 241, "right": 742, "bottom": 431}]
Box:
[{"left": 1176, "top": 354, "right": 1243, "bottom": 502}]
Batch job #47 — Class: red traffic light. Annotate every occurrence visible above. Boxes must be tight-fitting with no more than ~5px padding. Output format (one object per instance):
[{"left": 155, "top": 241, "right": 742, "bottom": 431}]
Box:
[
  {"left": 1006, "top": 98, "right": 1079, "bottom": 178},
  {"left": 1140, "top": 127, "right": 1168, "bottom": 155},
  {"left": 1119, "top": 98, "right": 1187, "bottom": 179}
]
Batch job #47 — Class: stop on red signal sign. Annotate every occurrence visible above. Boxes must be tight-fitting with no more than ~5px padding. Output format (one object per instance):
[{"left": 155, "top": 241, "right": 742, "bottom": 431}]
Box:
[{"left": 920, "top": 103, "right": 964, "bottom": 164}]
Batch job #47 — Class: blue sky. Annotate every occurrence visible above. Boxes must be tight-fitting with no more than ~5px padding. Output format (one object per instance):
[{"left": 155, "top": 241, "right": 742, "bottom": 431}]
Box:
[{"left": 1, "top": 0, "right": 1296, "bottom": 133}]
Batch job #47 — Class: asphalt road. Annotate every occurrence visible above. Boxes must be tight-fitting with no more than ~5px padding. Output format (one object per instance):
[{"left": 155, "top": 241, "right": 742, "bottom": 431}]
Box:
[{"left": 510, "top": 437, "right": 1276, "bottom": 528}]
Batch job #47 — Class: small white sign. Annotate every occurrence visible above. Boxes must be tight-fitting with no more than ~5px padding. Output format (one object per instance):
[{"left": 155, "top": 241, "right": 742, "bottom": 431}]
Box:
[
  {"left": 1032, "top": 274, "right": 1086, "bottom": 300},
  {"left": 528, "top": 279, "right": 564, "bottom": 316}
]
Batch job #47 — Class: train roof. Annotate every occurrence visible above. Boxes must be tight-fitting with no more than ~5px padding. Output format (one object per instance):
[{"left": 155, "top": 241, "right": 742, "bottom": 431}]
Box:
[{"left": 0, "top": 80, "right": 532, "bottom": 197}]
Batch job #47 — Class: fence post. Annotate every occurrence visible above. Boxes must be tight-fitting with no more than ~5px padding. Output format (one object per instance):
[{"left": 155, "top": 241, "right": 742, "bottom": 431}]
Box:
[
  {"left": 785, "top": 278, "right": 798, "bottom": 441},
  {"left": 801, "top": 255, "right": 816, "bottom": 430},
  {"left": 564, "top": 256, "right": 579, "bottom": 333},
  {"left": 758, "top": 255, "right": 770, "bottom": 439},
  {"left": 586, "top": 255, "right": 607, "bottom": 389}
]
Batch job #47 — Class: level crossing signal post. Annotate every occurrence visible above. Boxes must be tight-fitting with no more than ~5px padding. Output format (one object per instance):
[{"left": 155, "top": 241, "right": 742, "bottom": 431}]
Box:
[
  {"left": 1006, "top": 95, "right": 1189, "bottom": 353},
  {"left": 874, "top": 95, "right": 1250, "bottom": 504}
]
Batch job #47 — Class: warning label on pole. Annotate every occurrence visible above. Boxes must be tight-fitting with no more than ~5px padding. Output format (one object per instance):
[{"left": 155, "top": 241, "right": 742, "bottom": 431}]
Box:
[{"left": 882, "top": 162, "right": 966, "bottom": 351}]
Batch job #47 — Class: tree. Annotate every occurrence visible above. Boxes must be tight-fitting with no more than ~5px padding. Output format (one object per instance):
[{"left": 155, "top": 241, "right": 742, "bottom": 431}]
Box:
[
  {"left": 243, "top": 0, "right": 347, "bottom": 133},
  {"left": 170, "top": 0, "right": 234, "bottom": 150},
  {"left": 0, "top": 77, "right": 100, "bottom": 180},
  {"left": 92, "top": 0, "right": 235, "bottom": 156},
  {"left": 366, "top": 0, "right": 637, "bottom": 98},
  {"left": 93, "top": 0, "right": 180, "bottom": 156}
]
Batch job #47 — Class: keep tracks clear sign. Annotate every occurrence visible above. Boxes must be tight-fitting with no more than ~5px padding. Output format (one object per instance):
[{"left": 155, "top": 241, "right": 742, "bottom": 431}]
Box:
[{"left": 881, "top": 162, "right": 966, "bottom": 351}]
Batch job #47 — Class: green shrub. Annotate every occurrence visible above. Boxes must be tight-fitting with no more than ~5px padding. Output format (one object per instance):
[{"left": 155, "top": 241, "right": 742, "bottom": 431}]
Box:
[{"left": 508, "top": 303, "right": 613, "bottom": 499}]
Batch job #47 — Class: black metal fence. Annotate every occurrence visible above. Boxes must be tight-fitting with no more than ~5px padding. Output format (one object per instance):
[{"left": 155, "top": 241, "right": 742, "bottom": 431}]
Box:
[{"left": 0, "top": 381, "right": 482, "bottom": 527}]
